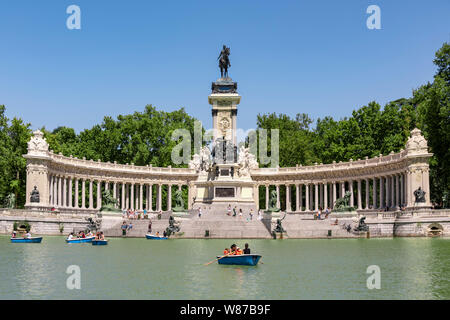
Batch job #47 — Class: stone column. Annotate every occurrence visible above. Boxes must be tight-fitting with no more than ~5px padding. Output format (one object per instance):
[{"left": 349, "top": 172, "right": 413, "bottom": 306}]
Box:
[
  {"left": 365, "top": 178, "right": 369, "bottom": 210},
  {"left": 385, "top": 176, "right": 390, "bottom": 208},
  {"left": 357, "top": 179, "right": 362, "bottom": 210},
  {"left": 97, "top": 180, "right": 102, "bottom": 210},
  {"left": 395, "top": 174, "right": 400, "bottom": 208},
  {"left": 157, "top": 184, "right": 162, "bottom": 211},
  {"left": 314, "top": 183, "right": 319, "bottom": 211},
  {"left": 332, "top": 182, "right": 336, "bottom": 209},
  {"left": 68, "top": 178, "right": 72, "bottom": 208},
  {"left": 391, "top": 175, "right": 395, "bottom": 208},
  {"left": 49, "top": 175, "right": 53, "bottom": 206},
  {"left": 138, "top": 183, "right": 142, "bottom": 211},
  {"left": 89, "top": 180, "right": 93, "bottom": 209},
  {"left": 276, "top": 185, "right": 280, "bottom": 209},
  {"left": 125, "top": 183, "right": 129, "bottom": 209},
  {"left": 349, "top": 181, "right": 354, "bottom": 207},
  {"left": 148, "top": 184, "right": 153, "bottom": 211},
  {"left": 120, "top": 183, "right": 124, "bottom": 210},
  {"left": 372, "top": 178, "right": 377, "bottom": 209},
  {"left": 324, "top": 183, "right": 328, "bottom": 210},
  {"left": 286, "top": 184, "right": 290, "bottom": 212},
  {"left": 305, "top": 184, "right": 310, "bottom": 211},
  {"left": 379, "top": 177, "right": 384, "bottom": 208},
  {"left": 318, "top": 183, "right": 323, "bottom": 209},
  {"left": 74, "top": 178, "right": 79, "bottom": 208},
  {"left": 81, "top": 178, "right": 86, "bottom": 209},
  {"left": 265, "top": 185, "right": 269, "bottom": 210},
  {"left": 130, "top": 183, "right": 135, "bottom": 210},
  {"left": 113, "top": 182, "right": 117, "bottom": 204},
  {"left": 57, "top": 176, "right": 62, "bottom": 207},
  {"left": 295, "top": 184, "right": 300, "bottom": 212},
  {"left": 340, "top": 181, "right": 345, "bottom": 198},
  {"left": 400, "top": 174, "right": 404, "bottom": 206},
  {"left": 167, "top": 184, "right": 172, "bottom": 211},
  {"left": 299, "top": 184, "right": 303, "bottom": 211},
  {"left": 62, "top": 177, "right": 67, "bottom": 208}
]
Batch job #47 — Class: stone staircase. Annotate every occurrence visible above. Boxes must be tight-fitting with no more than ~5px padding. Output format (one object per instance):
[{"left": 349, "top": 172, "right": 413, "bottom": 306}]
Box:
[
  {"left": 100, "top": 210, "right": 365, "bottom": 239},
  {"left": 101, "top": 210, "right": 272, "bottom": 238},
  {"left": 282, "top": 214, "right": 363, "bottom": 238}
]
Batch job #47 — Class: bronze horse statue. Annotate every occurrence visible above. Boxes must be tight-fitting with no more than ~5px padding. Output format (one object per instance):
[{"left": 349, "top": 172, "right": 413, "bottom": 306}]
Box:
[{"left": 218, "top": 45, "right": 231, "bottom": 78}]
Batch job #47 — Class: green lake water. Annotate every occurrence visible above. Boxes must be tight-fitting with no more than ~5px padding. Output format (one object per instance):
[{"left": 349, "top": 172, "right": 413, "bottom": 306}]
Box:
[{"left": 0, "top": 236, "right": 449, "bottom": 299}]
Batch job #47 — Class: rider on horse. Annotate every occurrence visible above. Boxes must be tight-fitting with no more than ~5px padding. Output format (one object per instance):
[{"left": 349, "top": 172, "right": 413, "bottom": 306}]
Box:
[{"left": 218, "top": 45, "right": 231, "bottom": 78}]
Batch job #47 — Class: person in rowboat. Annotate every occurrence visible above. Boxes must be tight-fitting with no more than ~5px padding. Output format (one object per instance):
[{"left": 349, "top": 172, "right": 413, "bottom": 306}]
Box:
[
  {"left": 99, "top": 232, "right": 105, "bottom": 240},
  {"left": 243, "top": 243, "right": 251, "bottom": 254},
  {"left": 11, "top": 231, "right": 17, "bottom": 238},
  {"left": 25, "top": 231, "right": 32, "bottom": 239},
  {"left": 67, "top": 233, "right": 74, "bottom": 240},
  {"left": 223, "top": 248, "right": 230, "bottom": 255}
]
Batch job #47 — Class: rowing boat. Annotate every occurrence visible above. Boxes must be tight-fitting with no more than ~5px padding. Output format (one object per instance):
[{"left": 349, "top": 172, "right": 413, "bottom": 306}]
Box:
[
  {"left": 216, "top": 254, "right": 261, "bottom": 266},
  {"left": 92, "top": 239, "right": 108, "bottom": 245},
  {"left": 145, "top": 234, "right": 168, "bottom": 240},
  {"left": 10, "top": 237, "right": 43, "bottom": 243},
  {"left": 66, "top": 236, "right": 94, "bottom": 243}
]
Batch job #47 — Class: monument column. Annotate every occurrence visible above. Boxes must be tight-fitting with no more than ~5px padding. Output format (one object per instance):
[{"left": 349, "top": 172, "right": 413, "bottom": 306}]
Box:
[
  {"left": 390, "top": 175, "right": 395, "bottom": 208},
  {"left": 121, "top": 183, "right": 125, "bottom": 210},
  {"left": 167, "top": 184, "right": 172, "bottom": 211},
  {"left": 395, "top": 174, "right": 400, "bottom": 208},
  {"left": 314, "top": 183, "right": 319, "bottom": 211},
  {"left": 332, "top": 182, "right": 336, "bottom": 209},
  {"left": 148, "top": 184, "right": 153, "bottom": 211},
  {"left": 357, "top": 179, "right": 362, "bottom": 210},
  {"left": 285, "top": 184, "right": 290, "bottom": 212},
  {"left": 62, "top": 177, "right": 67, "bottom": 208},
  {"left": 299, "top": 184, "right": 303, "bottom": 211},
  {"left": 265, "top": 185, "right": 269, "bottom": 210},
  {"left": 372, "top": 178, "right": 377, "bottom": 209},
  {"left": 81, "top": 178, "right": 86, "bottom": 209},
  {"left": 276, "top": 185, "right": 280, "bottom": 209},
  {"left": 365, "top": 178, "right": 369, "bottom": 210},
  {"left": 130, "top": 183, "right": 135, "bottom": 210},
  {"left": 97, "top": 180, "right": 102, "bottom": 210},
  {"left": 379, "top": 177, "right": 384, "bottom": 209},
  {"left": 89, "top": 180, "right": 93, "bottom": 209},
  {"left": 74, "top": 178, "right": 79, "bottom": 208},
  {"left": 68, "top": 178, "right": 72, "bottom": 208},
  {"left": 323, "top": 183, "right": 328, "bottom": 209},
  {"left": 157, "top": 184, "right": 162, "bottom": 211},
  {"left": 349, "top": 180, "right": 354, "bottom": 207},
  {"left": 305, "top": 184, "right": 310, "bottom": 211}
]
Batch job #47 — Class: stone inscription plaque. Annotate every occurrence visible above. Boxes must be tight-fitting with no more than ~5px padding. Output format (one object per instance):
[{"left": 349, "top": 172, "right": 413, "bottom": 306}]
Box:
[{"left": 215, "top": 187, "right": 235, "bottom": 198}]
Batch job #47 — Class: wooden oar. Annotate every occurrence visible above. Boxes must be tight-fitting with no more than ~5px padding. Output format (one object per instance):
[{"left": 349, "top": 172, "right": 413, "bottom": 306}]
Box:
[{"left": 204, "top": 254, "right": 229, "bottom": 266}]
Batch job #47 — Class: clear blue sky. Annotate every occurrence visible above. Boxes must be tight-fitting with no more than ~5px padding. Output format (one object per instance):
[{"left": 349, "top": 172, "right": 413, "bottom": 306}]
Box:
[{"left": 1, "top": 0, "right": 449, "bottom": 132}]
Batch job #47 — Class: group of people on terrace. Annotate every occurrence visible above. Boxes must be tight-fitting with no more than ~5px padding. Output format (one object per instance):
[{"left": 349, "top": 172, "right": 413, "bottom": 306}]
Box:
[{"left": 224, "top": 205, "right": 263, "bottom": 221}]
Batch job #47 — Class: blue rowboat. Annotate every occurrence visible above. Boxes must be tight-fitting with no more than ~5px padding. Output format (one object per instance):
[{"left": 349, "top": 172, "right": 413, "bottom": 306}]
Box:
[
  {"left": 145, "top": 234, "right": 168, "bottom": 240},
  {"left": 92, "top": 239, "right": 108, "bottom": 246},
  {"left": 66, "top": 236, "right": 94, "bottom": 244},
  {"left": 217, "top": 254, "right": 262, "bottom": 266},
  {"left": 10, "top": 237, "right": 43, "bottom": 243}
]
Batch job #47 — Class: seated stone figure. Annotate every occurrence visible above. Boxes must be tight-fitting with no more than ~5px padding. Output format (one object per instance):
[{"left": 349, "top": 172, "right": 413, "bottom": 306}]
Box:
[
  {"left": 30, "top": 186, "right": 40, "bottom": 203},
  {"left": 172, "top": 189, "right": 185, "bottom": 212},
  {"left": 414, "top": 187, "right": 426, "bottom": 203},
  {"left": 267, "top": 190, "right": 281, "bottom": 212}
]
